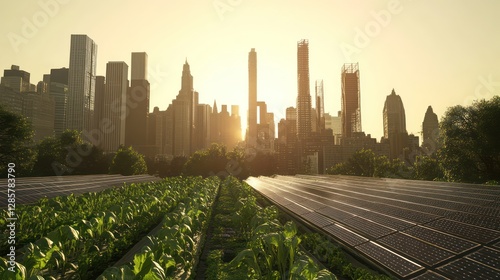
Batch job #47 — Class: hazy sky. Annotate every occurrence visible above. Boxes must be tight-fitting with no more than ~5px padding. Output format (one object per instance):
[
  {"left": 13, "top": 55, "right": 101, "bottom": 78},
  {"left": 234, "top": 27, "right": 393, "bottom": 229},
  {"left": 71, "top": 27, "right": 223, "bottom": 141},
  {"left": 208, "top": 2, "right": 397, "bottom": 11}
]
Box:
[{"left": 1, "top": 0, "right": 499, "bottom": 141}]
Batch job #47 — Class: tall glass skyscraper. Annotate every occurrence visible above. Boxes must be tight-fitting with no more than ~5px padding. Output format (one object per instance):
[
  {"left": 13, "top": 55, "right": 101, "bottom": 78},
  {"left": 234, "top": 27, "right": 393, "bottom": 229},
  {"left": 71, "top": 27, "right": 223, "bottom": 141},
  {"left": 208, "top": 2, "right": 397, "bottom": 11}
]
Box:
[
  {"left": 102, "top": 61, "right": 128, "bottom": 153},
  {"left": 296, "top": 39, "right": 312, "bottom": 142},
  {"left": 125, "top": 52, "right": 150, "bottom": 147},
  {"left": 67, "top": 34, "right": 97, "bottom": 133},
  {"left": 247, "top": 48, "right": 257, "bottom": 146}
]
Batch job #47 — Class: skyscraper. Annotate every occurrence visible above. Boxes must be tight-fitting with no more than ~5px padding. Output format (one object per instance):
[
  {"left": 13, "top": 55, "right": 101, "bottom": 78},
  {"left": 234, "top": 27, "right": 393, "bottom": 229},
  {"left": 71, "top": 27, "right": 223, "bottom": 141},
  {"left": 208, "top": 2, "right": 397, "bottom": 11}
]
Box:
[
  {"left": 422, "top": 106, "right": 439, "bottom": 151},
  {"left": 341, "top": 63, "right": 361, "bottom": 138},
  {"left": 383, "top": 89, "right": 406, "bottom": 138},
  {"left": 102, "top": 61, "right": 128, "bottom": 153},
  {"left": 315, "top": 80, "right": 325, "bottom": 132},
  {"left": 93, "top": 75, "right": 105, "bottom": 138},
  {"left": 1, "top": 65, "right": 31, "bottom": 92},
  {"left": 383, "top": 89, "right": 408, "bottom": 159},
  {"left": 247, "top": 48, "right": 258, "bottom": 146},
  {"left": 296, "top": 39, "right": 312, "bottom": 141},
  {"left": 49, "top": 67, "right": 69, "bottom": 136},
  {"left": 125, "top": 52, "right": 150, "bottom": 148},
  {"left": 67, "top": 34, "right": 97, "bottom": 133},
  {"left": 170, "top": 60, "right": 197, "bottom": 156}
]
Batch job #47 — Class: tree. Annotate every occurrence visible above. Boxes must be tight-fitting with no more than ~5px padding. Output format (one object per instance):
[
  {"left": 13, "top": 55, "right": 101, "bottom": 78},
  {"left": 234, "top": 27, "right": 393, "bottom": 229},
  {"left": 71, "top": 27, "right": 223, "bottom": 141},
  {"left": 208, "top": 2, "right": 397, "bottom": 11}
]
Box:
[
  {"left": 32, "top": 130, "right": 108, "bottom": 176},
  {"left": 0, "top": 106, "right": 36, "bottom": 176},
  {"left": 326, "top": 148, "right": 408, "bottom": 178},
  {"left": 412, "top": 155, "right": 444, "bottom": 181},
  {"left": 439, "top": 96, "right": 500, "bottom": 183},
  {"left": 184, "top": 143, "right": 229, "bottom": 178},
  {"left": 109, "top": 146, "right": 147, "bottom": 175}
]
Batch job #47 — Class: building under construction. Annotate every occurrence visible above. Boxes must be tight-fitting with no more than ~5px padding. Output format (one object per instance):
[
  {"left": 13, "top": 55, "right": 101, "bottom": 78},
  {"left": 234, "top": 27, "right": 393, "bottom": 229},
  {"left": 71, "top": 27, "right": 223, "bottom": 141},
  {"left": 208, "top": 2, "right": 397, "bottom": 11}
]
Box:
[{"left": 341, "top": 63, "right": 362, "bottom": 138}]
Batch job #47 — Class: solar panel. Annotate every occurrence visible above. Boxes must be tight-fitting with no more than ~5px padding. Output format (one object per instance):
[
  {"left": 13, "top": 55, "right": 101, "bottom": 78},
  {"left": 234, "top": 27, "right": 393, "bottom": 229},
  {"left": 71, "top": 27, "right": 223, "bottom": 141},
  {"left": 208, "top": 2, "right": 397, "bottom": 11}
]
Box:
[
  {"left": 465, "top": 247, "right": 500, "bottom": 270},
  {"left": 403, "top": 226, "right": 479, "bottom": 254},
  {"left": 377, "top": 232, "right": 454, "bottom": 266},
  {"left": 316, "top": 205, "right": 355, "bottom": 222},
  {"left": 245, "top": 175, "right": 500, "bottom": 279},
  {"left": 437, "top": 258, "right": 500, "bottom": 280},
  {"left": 356, "top": 241, "right": 423, "bottom": 278},
  {"left": 340, "top": 216, "right": 395, "bottom": 239},
  {"left": 323, "top": 223, "right": 368, "bottom": 247},
  {"left": 300, "top": 212, "right": 335, "bottom": 228},
  {"left": 425, "top": 219, "right": 500, "bottom": 244}
]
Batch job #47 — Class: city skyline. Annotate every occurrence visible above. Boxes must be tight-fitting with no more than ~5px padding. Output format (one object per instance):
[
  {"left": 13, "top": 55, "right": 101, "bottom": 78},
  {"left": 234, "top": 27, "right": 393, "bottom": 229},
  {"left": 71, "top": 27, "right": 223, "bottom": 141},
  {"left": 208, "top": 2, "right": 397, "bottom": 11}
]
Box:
[{"left": 1, "top": 1, "right": 500, "bottom": 141}]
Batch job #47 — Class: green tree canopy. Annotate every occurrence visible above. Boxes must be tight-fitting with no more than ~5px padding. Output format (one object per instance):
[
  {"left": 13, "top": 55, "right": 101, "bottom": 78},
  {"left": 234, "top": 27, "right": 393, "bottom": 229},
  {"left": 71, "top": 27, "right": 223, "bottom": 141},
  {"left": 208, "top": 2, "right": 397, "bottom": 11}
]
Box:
[
  {"left": 439, "top": 96, "right": 500, "bottom": 183},
  {"left": 32, "top": 130, "right": 107, "bottom": 176},
  {"left": 109, "top": 145, "right": 148, "bottom": 176},
  {"left": 0, "top": 106, "right": 36, "bottom": 176},
  {"left": 412, "top": 155, "right": 444, "bottom": 181},
  {"left": 327, "top": 148, "right": 408, "bottom": 178}
]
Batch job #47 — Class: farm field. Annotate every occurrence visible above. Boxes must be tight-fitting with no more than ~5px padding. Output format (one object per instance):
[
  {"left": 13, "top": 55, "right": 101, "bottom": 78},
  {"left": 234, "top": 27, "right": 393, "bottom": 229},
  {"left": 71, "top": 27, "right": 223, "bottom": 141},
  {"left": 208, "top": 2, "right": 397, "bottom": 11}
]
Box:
[{"left": 3, "top": 174, "right": 498, "bottom": 279}]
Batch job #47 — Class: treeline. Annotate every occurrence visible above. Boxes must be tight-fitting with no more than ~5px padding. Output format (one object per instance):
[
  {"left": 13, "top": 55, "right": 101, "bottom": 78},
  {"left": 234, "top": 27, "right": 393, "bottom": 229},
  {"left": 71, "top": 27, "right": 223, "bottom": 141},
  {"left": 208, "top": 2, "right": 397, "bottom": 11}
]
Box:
[
  {"left": 0, "top": 106, "right": 147, "bottom": 177},
  {"left": 0, "top": 105, "right": 274, "bottom": 178},
  {"left": 149, "top": 143, "right": 277, "bottom": 179},
  {"left": 328, "top": 97, "right": 500, "bottom": 185}
]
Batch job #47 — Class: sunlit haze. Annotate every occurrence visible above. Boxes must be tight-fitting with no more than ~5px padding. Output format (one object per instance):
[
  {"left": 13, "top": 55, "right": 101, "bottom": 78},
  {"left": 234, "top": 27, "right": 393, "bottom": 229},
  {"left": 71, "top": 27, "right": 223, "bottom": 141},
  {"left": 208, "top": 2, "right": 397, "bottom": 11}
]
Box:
[{"left": 1, "top": 0, "right": 499, "bottom": 141}]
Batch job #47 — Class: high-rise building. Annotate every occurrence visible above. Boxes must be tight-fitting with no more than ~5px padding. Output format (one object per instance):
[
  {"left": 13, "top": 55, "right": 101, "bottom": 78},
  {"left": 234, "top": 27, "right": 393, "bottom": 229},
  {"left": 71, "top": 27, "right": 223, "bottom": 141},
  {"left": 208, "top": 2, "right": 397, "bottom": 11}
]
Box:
[
  {"left": 194, "top": 104, "right": 212, "bottom": 152},
  {"left": 169, "top": 60, "right": 197, "bottom": 156},
  {"left": 341, "top": 63, "right": 361, "bottom": 138},
  {"left": 256, "top": 101, "right": 274, "bottom": 152},
  {"left": 422, "top": 105, "right": 439, "bottom": 153},
  {"left": 315, "top": 80, "right": 325, "bottom": 132},
  {"left": 102, "top": 61, "right": 128, "bottom": 153},
  {"left": 383, "top": 89, "right": 406, "bottom": 137},
  {"left": 93, "top": 75, "right": 105, "bottom": 138},
  {"left": 1, "top": 65, "right": 31, "bottom": 92},
  {"left": 0, "top": 83, "right": 54, "bottom": 142},
  {"left": 125, "top": 52, "right": 150, "bottom": 148},
  {"left": 247, "top": 48, "right": 258, "bottom": 146},
  {"left": 383, "top": 89, "right": 408, "bottom": 159},
  {"left": 48, "top": 67, "right": 69, "bottom": 136},
  {"left": 296, "top": 39, "right": 312, "bottom": 141},
  {"left": 67, "top": 34, "right": 97, "bottom": 133},
  {"left": 210, "top": 100, "right": 220, "bottom": 145}
]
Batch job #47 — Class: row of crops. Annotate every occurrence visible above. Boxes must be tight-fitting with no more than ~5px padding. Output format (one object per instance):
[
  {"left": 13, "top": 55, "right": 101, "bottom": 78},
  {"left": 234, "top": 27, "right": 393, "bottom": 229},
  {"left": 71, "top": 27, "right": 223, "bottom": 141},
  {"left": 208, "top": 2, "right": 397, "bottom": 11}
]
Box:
[
  {"left": 203, "top": 177, "right": 336, "bottom": 279},
  {"left": 2, "top": 176, "right": 391, "bottom": 279},
  {"left": 0, "top": 177, "right": 219, "bottom": 279}
]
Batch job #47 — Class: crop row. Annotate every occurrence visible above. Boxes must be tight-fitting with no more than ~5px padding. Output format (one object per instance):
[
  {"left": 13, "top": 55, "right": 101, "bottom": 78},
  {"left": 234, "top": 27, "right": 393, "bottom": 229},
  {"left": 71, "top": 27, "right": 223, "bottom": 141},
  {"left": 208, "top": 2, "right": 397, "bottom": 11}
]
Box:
[
  {"left": 0, "top": 177, "right": 217, "bottom": 279},
  {"left": 1, "top": 179, "right": 179, "bottom": 254},
  {"left": 97, "top": 176, "right": 220, "bottom": 279},
  {"left": 206, "top": 177, "right": 336, "bottom": 279}
]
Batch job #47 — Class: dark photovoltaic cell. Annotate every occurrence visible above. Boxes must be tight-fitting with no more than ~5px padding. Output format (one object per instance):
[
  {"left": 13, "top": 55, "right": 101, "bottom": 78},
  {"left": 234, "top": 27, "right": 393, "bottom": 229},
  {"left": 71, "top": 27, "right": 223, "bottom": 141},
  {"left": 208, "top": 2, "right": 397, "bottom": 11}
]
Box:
[
  {"left": 425, "top": 219, "right": 500, "bottom": 244},
  {"left": 283, "top": 201, "right": 312, "bottom": 215},
  {"left": 403, "top": 226, "right": 479, "bottom": 254},
  {"left": 356, "top": 241, "right": 423, "bottom": 278},
  {"left": 341, "top": 216, "right": 395, "bottom": 239},
  {"left": 361, "top": 211, "right": 415, "bottom": 231},
  {"left": 437, "top": 258, "right": 500, "bottom": 280},
  {"left": 465, "top": 247, "right": 500, "bottom": 270},
  {"left": 323, "top": 223, "right": 368, "bottom": 247},
  {"left": 300, "top": 212, "right": 335, "bottom": 228},
  {"left": 445, "top": 211, "right": 500, "bottom": 231},
  {"left": 316, "top": 206, "right": 355, "bottom": 221},
  {"left": 377, "top": 233, "right": 454, "bottom": 266}
]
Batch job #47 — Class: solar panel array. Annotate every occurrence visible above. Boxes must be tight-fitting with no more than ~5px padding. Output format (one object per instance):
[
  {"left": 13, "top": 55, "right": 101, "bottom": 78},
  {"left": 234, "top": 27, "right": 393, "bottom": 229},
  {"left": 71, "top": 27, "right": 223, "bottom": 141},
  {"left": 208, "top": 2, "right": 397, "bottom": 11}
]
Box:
[
  {"left": 246, "top": 175, "right": 500, "bottom": 279},
  {"left": 1, "top": 174, "right": 162, "bottom": 208}
]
